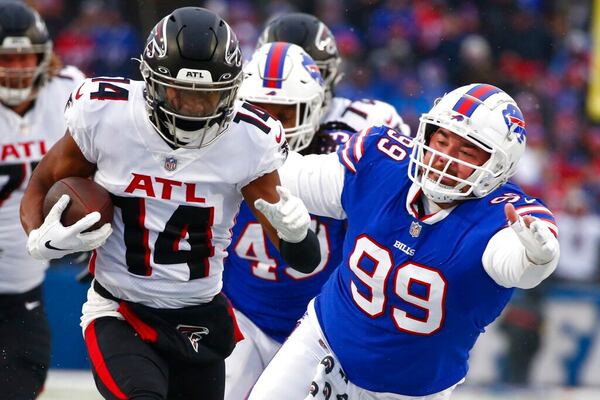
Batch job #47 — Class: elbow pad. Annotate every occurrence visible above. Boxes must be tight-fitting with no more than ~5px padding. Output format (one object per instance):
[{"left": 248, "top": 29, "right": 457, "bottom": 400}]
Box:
[{"left": 280, "top": 229, "right": 321, "bottom": 273}]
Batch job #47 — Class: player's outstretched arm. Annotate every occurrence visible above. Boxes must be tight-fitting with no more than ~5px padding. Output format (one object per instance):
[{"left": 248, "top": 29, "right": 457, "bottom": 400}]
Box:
[
  {"left": 242, "top": 171, "right": 321, "bottom": 273},
  {"left": 482, "top": 203, "right": 560, "bottom": 289},
  {"left": 20, "top": 130, "right": 112, "bottom": 260},
  {"left": 278, "top": 151, "right": 346, "bottom": 220}
]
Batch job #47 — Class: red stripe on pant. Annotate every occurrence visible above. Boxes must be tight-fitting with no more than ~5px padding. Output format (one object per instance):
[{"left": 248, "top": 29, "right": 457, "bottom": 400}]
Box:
[{"left": 85, "top": 320, "right": 128, "bottom": 400}]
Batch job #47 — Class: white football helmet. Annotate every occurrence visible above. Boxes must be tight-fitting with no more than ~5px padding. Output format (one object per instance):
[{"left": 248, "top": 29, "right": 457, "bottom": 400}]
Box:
[
  {"left": 238, "top": 42, "right": 325, "bottom": 152},
  {"left": 408, "top": 83, "right": 527, "bottom": 203}
]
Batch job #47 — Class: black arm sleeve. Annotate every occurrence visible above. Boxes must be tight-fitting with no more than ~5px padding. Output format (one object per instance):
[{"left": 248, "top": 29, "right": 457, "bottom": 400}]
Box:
[{"left": 279, "top": 229, "right": 321, "bottom": 273}]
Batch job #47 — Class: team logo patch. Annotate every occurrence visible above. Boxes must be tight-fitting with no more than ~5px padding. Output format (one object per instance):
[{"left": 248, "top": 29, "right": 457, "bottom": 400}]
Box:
[
  {"left": 409, "top": 221, "right": 422, "bottom": 238},
  {"left": 145, "top": 17, "right": 168, "bottom": 59},
  {"left": 164, "top": 156, "right": 178, "bottom": 171},
  {"left": 451, "top": 114, "right": 464, "bottom": 121},
  {"left": 176, "top": 324, "right": 209, "bottom": 353},
  {"left": 301, "top": 53, "right": 324, "bottom": 86},
  {"left": 502, "top": 104, "right": 527, "bottom": 143}
]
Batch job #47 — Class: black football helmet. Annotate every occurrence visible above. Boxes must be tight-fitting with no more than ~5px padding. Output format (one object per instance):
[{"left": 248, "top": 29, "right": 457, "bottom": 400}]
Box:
[
  {"left": 257, "top": 13, "right": 341, "bottom": 105},
  {"left": 0, "top": 1, "right": 52, "bottom": 106},
  {"left": 140, "top": 7, "right": 243, "bottom": 148}
]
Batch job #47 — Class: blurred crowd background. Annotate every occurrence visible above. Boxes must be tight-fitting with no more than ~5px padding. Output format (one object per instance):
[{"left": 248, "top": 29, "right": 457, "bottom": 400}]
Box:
[{"left": 21, "top": 0, "right": 600, "bottom": 388}]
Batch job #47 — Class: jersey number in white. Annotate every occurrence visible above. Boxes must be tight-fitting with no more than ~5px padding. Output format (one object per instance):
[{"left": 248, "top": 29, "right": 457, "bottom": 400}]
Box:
[
  {"left": 349, "top": 235, "right": 446, "bottom": 335},
  {"left": 376, "top": 128, "right": 413, "bottom": 161},
  {"left": 233, "top": 219, "right": 330, "bottom": 280}
]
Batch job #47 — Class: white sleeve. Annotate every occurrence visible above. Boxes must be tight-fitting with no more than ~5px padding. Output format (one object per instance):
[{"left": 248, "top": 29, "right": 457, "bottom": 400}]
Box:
[
  {"left": 278, "top": 152, "right": 346, "bottom": 220},
  {"left": 482, "top": 227, "right": 558, "bottom": 289}
]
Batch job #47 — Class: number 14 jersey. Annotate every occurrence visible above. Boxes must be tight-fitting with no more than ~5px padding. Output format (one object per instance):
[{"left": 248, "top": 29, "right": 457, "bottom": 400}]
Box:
[{"left": 65, "top": 78, "right": 287, "bottom": 308}]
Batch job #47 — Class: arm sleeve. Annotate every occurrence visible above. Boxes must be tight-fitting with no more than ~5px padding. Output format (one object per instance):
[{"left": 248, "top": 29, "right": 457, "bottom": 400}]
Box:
[
  {"left": 482, "top": 227, "right": 558, "bottom": 289},
  {"left": 278, "top": 151, "right": 346, "bottom": 220}
]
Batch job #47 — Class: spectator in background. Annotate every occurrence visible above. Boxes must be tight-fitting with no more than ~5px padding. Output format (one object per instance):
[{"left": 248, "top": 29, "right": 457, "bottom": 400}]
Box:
[
  {"left": 554, "top": 188, "right": 600, "bottom": 283},
  {"left": 0, "top": 2, "right": 84, "bottom": 398}
]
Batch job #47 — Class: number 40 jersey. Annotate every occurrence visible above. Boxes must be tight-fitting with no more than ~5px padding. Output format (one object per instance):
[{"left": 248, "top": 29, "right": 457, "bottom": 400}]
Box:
[{"left": 65, "top": 78, "right": 287, "bottom": 308}]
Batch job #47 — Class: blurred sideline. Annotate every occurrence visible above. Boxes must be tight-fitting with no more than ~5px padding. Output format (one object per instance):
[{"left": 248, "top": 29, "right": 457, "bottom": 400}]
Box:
[{"left": 38, "top": 370, "right": 600, "bottom": 400}]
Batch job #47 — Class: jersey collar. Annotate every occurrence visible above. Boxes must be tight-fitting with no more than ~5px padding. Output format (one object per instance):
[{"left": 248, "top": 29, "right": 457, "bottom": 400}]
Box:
[{"left": 406, "top": 182, "right": 456, "bottom": 224}]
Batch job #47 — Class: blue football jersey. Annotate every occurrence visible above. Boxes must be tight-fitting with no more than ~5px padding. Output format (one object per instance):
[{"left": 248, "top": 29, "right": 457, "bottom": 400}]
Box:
[
  {"left": 314, "top": 126, "right": 557, "bottom": 395},
  {"left": 223, "top": 130, "right": 352, "bottom": 343}
]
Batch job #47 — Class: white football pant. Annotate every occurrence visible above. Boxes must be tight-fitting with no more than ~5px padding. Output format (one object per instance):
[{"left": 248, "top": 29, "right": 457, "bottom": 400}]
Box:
[
  {"left": 249, "top": 300, "right": 462, "bottom": 400},
  {"left": 225, "top": 308, "right": 282, "bottom": 400}
]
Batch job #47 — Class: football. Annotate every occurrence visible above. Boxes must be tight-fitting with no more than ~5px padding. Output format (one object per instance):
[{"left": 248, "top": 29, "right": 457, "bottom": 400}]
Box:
[{"left": 43, "top": 177, "right": 114, "bottom": 231}]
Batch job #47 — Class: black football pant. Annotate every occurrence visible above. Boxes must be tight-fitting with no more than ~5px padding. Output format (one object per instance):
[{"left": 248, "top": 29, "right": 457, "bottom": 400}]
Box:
[
  {"left": 85, "top": 316, "right": 225, "bottom": 400},
  {"left": 0, "top": 285, "right": 50, "bottom": 400}
]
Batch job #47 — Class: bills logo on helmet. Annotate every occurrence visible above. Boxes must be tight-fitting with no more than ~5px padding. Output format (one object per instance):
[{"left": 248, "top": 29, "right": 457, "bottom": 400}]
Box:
[
  {"left": 145, "top": 16, "right": 168, "bottom": 59},
  {"left": 502, "top": 104, "right": 527, "bottom": 143},
  {"left": 451, "top": 114, "right": 464, "bottom": 121},
  {"left": 301, "top": 53, "right": 324, "bottom": 85}
]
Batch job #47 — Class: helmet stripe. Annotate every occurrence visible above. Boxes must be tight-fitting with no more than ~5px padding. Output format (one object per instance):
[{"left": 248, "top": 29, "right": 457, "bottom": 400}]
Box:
[
  {"left": 263, "top": 42, "right": 291, "bottom": 89},
  {"left": 452, "top": 84, "right": 502, "bottom": 117}
]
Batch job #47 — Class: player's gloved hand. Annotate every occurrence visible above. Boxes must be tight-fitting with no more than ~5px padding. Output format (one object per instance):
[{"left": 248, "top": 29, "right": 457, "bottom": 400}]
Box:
[
  {"left": 27, "top": 194, "right": 113, "bottom": 260},
  {"left": 254, "top": 186, "right": 310, "bottom": 243},
  {"left": 505, "top": 203, "right": 559, "bottom": 265}
]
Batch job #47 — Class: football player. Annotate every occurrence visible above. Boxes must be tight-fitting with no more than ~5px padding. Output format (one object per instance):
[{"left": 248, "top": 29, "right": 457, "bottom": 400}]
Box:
[
  {"left": 249, "top": 84, "right": 560, "bottom": 399},
  {"left": 223, "top": 42, "right": 350, "bottom": 400},
  {"left": 20, "top": 7, "right": 320, "bottom": 400},
  {"left": 0, "top": 2, "right": 85, "bottom": 398},
  {"left": 257, "top": 12, "right": 410, "bottom": 137}
]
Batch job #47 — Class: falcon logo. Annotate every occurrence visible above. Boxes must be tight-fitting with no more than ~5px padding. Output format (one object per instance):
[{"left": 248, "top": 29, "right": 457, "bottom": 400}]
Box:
[
  {"left": 176, "top": 324, "right": 209, "bottom": 353},
  {"left": 223, "top": 21, "right": 242, "bottom": 67},
  {"left": 315, "top": 22, "right": 338, "bottom": 55},
  {"left": 145, "top": 17, "right": 168, "bottom": 59}
]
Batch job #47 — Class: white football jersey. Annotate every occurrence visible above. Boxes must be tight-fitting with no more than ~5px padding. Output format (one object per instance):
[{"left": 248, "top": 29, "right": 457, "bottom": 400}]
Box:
[
  {"left": 66, "top": 78, "right": 287, "bottom": 308},
  {"left": 321, "top": 97, "right": 410, "bottom": 136},
  {"left": 0, "top": 66, "right": 84, "bottom": 294}
]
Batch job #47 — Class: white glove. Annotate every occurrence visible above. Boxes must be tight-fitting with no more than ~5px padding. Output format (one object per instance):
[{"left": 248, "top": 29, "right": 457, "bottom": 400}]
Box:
[
  {"left": 27, "top": 194, "right": 113, "bottom": 260},
  {"left": 254, "top": 186, "right": 310, "bottom": 243},
  {"left": 509, "top": 215, "right": 559, "bottom": 265}
]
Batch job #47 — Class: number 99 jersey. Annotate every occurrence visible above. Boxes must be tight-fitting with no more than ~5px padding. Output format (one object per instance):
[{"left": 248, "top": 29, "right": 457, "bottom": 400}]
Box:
[
  {"left": 316, "top": 126, "right": 556, "bottom": 395},
  {"left": 65, "top": 78, "right": 287, "bottom": 308}
]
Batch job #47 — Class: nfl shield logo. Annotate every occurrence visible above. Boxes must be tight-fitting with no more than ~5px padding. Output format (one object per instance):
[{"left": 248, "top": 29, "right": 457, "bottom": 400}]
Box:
[
  {"left": 409, "top": 221, "right": 422, "bottom": 238},
  {"left": 164, "top": 156, "right": 177, "bottom": 171}
]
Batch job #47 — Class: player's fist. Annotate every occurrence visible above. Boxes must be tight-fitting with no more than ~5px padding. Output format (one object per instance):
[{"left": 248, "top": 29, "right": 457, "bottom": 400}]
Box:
[
  {"left": 505, "top": 203, "right": 559, "bottom": 265},
  {"left": 254, "top": 186, "right": 310, "bottom": 243},
  {"left": 27, "top": 194, "right": 113, "bottom": 260}
]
